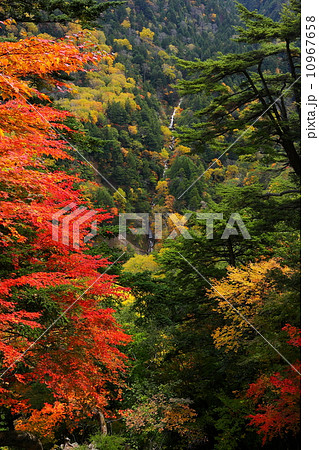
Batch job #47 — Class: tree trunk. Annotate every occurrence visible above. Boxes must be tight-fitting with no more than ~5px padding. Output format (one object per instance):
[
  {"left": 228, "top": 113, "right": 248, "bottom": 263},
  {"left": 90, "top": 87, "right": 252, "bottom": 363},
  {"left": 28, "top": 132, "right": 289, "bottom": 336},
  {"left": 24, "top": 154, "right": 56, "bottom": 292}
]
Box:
[
  {"left": 93, "top": 408, "right": 108, "bottom": 435},
  {"left": 0, "top": 431, "right": 43, "bottom": 450},
  {"left": 281, "top": 138, "right": 301, "bottom": 177},
  {"left": 227, "top": 239, "right": 236, "bottom": 267}
]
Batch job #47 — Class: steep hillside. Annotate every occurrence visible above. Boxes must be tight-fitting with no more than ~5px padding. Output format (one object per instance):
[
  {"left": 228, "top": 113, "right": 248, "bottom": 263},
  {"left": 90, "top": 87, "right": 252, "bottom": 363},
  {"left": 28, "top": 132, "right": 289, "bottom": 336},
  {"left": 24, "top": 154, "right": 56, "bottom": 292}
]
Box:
[
  {"left": 0, "top": 1, "right": 300, "bottom": 449},
  {"left": 22, "top": 0, "right": 290, "bottom": 250}
]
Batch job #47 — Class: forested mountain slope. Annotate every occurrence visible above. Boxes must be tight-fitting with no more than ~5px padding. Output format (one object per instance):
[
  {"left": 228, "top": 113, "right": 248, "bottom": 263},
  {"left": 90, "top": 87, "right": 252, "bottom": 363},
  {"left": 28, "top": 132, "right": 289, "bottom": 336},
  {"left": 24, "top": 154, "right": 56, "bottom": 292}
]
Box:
[
  {"left": 51, "top": 0, "right": 289, "bottom": 232},
  {"left": 0, "top": 1, "right": 300, "bottom": 449}
]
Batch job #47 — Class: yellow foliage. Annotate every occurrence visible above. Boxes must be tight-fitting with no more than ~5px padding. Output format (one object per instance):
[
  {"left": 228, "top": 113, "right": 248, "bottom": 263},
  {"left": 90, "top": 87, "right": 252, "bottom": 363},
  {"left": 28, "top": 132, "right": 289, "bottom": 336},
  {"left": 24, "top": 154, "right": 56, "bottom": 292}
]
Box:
[
  {"left": 120, "top": 292, "right": 135, "bottom": 306},
  {"left": 127, "top": 77, "right": 136, "bottom": 87},
  {"left": 160, "top": 149, "right": 169, "bottom": 160},
  {"left": 175, "top": 145, "right": 191, "bottom": 155},
  {"left": 115, "top": 62, "right": 126, "bottom": 71},
  {"left": 225, "top": 164, "right": 239, "bottom": 180},
  {"left": 168, "top": 44, "right": 178, "bottom": 54},
  {"left": 66, "top": 22, "right": 82, "bottom": 34},
  {"left": 128, "top": 125, "right": 138, "bottom": 135},
  {"left": 162, "top": 63, "right": 176, "bottom": 79},
  {"left": 123, "top": 254, "right": 160, "bottom": 274},
  {"left": 25, "top": 23, "right": 38, "bottom": 34},
  {"left": 61, "top": 97, "right": 103, "bottom": 123},
  {"left": 36, "top": 32, "right": 52, "bottom": 40},
  {"left": 113, "top": 188, "right": 127, "bottom": 212},
  {"left": 208, "top": 259, "right": 292, "bottom": 352},
  {"left": 161, "top": 125, "right": 172, "bottom": 142},
  {"left": 86, "top": 73, "right": 105, "bottom": 89},
  {"left": 203, "top": 168, "right": 214, "bottom": 181},
  {"left": 139, "top": 27, "right": 155, "bottom": 41},
  {"left": 216, "top": 135, "right": 225, "bottom": 142},
  {"left": 95, "top": 30, "right": 107, "bottom": 44},
  {"left": 156, "top": 180, "right": 169, "bottom": 196},
  {"left": 114, "top": 38, "right": 132, "bottom": 50},
  {"left": 158, "top": 50, "right": 170, "bottom": 59},
  {"left": 57, "top": 36, "right": 138, "bottom": 122},
  {"left": 121, "top": 19, "right": 131, "bottom": 28}
]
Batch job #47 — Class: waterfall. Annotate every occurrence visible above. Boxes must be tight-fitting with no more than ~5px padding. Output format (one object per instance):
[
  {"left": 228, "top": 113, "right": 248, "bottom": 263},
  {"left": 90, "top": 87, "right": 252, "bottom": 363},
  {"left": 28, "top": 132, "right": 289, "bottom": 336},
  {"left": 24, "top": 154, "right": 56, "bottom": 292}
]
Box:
[
  {"left": 169, "top": 103, "right": 178, "bottom": 128},
  {"left": 169, "top": 99, "right": 182, "bottom": 130},
  {"left": 147, "top": 225, "right": 155, "bottom": 254},
  {"left": 148, "top": 101, "right": 183, "bottom": 253},
  {"left": 163, "top": 100, "right": 182, "bottom": 178}
]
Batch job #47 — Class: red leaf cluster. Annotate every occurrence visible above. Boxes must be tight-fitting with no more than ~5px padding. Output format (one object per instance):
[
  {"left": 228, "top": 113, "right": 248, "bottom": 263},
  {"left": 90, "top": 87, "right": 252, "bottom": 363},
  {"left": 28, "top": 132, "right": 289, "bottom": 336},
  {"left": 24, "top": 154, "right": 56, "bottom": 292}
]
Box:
[
  {"left": 0, "top": 35, "right": 129, "bottom": 435},
  {"left": 246, "top": 325, "right": 301, "bottom": 444}
]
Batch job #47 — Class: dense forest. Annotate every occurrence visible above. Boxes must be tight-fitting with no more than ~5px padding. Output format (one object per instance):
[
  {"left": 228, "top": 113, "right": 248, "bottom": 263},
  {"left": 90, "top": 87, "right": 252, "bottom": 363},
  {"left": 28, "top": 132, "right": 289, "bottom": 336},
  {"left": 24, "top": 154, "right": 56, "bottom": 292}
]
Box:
[{"left": 0, "top": 0, "right": 300, "bottom": 449}]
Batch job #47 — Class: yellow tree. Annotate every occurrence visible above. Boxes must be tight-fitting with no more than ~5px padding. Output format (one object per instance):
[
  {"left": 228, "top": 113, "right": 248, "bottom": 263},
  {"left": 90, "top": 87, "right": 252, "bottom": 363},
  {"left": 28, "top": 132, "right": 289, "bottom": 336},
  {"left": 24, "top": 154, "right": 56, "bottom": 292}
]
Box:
[
  {"left": 207, "top": 259, "right": 292, "bottom": 352},
  {"left": 139, "top": 27, "right": 154, "bottom": 42}
]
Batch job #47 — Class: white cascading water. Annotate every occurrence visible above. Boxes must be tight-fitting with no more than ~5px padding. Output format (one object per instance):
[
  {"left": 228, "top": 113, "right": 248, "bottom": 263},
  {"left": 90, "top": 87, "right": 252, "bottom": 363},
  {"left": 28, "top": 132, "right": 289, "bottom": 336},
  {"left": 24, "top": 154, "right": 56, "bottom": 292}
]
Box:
[
  {"left": 148, "top": 100, "right": 182, "bottom": 253},
  {"left": 163, "top": 100, "right": 182, "bottom": 178}
]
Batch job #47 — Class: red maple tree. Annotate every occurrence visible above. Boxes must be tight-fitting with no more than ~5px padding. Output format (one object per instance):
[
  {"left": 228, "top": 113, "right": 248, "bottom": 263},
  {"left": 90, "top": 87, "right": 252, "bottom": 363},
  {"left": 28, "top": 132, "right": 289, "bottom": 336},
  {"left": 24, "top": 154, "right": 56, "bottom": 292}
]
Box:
[
  {"left": 246, "top": 325, "right": 301, "bottom": 444},
  {"left": 0, "top": 30, "right": 130, "bottom": 439}
]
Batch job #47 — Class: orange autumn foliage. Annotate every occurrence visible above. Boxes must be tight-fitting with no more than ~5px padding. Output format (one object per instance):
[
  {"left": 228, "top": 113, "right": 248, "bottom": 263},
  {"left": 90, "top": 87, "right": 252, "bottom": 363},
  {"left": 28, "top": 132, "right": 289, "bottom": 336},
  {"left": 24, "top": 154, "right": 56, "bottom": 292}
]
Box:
[
  {"left": 0, "top": 35, "right": 103, "bottom": 101},
  {"left": 0, "top": 34, "right": 130, "bottom": 438}
]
